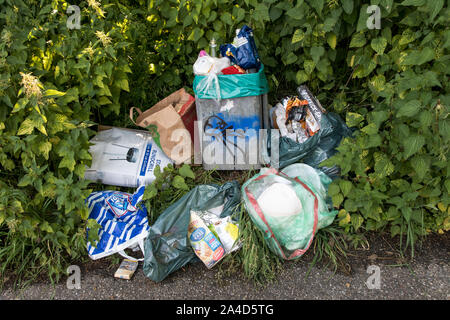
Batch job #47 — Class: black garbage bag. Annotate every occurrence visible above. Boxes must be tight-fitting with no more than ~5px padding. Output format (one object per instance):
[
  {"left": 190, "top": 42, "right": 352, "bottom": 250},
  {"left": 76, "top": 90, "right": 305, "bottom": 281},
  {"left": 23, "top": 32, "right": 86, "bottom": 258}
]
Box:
[
  {"left": 280, "top": 112, "right": 352, "bottom": 178},
  {"left": 142, "top": 181, "right": 241, "bottom": 282}
]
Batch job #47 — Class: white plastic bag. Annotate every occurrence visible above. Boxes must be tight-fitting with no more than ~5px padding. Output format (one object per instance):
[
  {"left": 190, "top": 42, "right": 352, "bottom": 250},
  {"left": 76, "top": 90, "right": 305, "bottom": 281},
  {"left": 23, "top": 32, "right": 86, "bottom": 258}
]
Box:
[
  {"left": 193, "top": 53, "right": 230, "bottom": 101},
  {"left": 193, "top": 55, "right": 230, "bottom": 76}
]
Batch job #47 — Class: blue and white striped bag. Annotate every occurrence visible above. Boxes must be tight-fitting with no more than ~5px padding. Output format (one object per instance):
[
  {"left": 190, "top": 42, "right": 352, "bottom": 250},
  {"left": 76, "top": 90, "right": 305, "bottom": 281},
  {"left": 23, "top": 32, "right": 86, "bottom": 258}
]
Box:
[{"left": 85, "top": 186, "right": 150, "bottom": 261}]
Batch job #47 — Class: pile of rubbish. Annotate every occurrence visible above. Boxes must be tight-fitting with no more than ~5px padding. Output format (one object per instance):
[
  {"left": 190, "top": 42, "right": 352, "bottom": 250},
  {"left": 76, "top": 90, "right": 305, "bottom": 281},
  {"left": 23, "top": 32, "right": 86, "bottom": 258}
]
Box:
[
  {"left": 193, "top": 25, "right": 261, "bottom": 78},
  {"left": 81, "top": 24, "right": 351, "bottom": 281},
  {"left": 270, "top": 86, "right": 352, "bottom": 178}
]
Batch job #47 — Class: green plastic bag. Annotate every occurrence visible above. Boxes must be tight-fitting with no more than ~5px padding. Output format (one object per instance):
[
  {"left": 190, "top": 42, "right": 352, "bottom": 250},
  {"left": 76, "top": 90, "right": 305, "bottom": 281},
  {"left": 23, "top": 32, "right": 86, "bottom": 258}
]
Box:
[
  {"left": 143, "top": 181, "right": 241, "bottom": 282},
  {"left": 242, "top": 164, "right": 337, "bottom": 260},
  {"left": 271, "top": 112, "right": 352, "bottom": 178},
  {"left": 193, "top": 64, "right": 269, "bottom": 100}
]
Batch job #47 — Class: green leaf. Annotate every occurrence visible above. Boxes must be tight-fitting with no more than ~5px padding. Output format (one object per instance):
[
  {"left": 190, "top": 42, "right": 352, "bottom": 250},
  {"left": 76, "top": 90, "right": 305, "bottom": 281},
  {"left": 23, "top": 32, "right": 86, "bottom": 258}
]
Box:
[
  {"left": 427, "top": 0, "right": 444, "bottom": 21},
  {"left": 339, "top": 210, "right": 351, "bottom": 227},
  {"left": 310, "top": 46, "right": 325, "bottom": 64},
  {"left": 304, "top": 60, "right": 315, "bottom": 75},
  {"left": 310, "top": 0, "right": 324, "bottom": 15},
  {"left": 374, "top": 155, "right": 395, "bottom": 177},
  {"left": 295, "top": 70, "right": 308, "bottom": 84},
  {"left": 339, "top": 180, "right": 353, "bottom": 197},
  {"left": 39, "top": 141, "right": 52, "bottom": 160},
  {"left": 18, "top": 174, "right": 33, "bottom": 187},
  {"left": 346, "top": 112, "right": 364, "bottom": 127},
  {"left": 172, "top": 175, "right": 189, "bottom": 190},
  {"left": 423, "top": 71, "right": 441, "bottom": 87},
  {"left": 286, "top": 5, "right": 305, "bottom": 20},
  {"left": 98, "top": 96, "right": 112, "bottom": 105},
  {"left": 361, "top": 123, "right": 378, "bottom": 135},
  {"left": 356, "top": 5, "right": 370, "bottom": 32},
  {"left": 17, "top": 118, "right": 36, "bottom": 135},
  {"left": 284, "top": 52, "right": 298, "bottom": 65},
  {"left": 269, "top": 6, "right": 283, "bottom": 21},
  {"left": 179, "top": 164, "right": 195, "bottom": 179},
  {"left": 349, "top": 32, "right": 366, "bottom": 48},
  {"left": 12, "top": 98, "right": 29, "bottom": 113},
  {"left": 323, "top": 17, "right": 338, "bottom": 33},
  {"left": 342, "top": 0, "right": 354, "bottom": 14},
  {"left": 391, "top": 225, "right": 401, "bottom": 237},
  {"left": 115, "top": 79, "right": 129, "bottom": 92},
  {"left": 188, "top": 28, "right": 204, "bottom": 42},
  {"left": 143, "top": 185, "right": 158, "bottom": 200},
  {"left": 220, "top": 12, "right": 233, "bottom": 25},
  {"left": 411, "top": 155, "right": 430, "bottom": 181},
  {"left": 332, "top": 193, "right": 344, "bottom": 208},
  {"left": 401, "top": 207, "right": 412, "bottom": 223},
  {"left": 292, "top": 29, "right": 305, "bottom": 44},
  {"left": 419, "top": 110, "right": 433, "bottom": 128},
  {"left": 399, "top": 29, "right": 416, "bottom": 45},
  {"left": 403, "top": 135, "right": 425, "bottom": 159},
  {"left": 439, "top": 118, "right": 450, "bottom": 140},
  {"left": 370, "top": 110, "right": 389, "bottom": 127},
  {"left": 254, "top": 3, "right": 270, "bottom": 22},
  {"left": 351, "top": 214, "right": 364, "bottom": 231},
  {"left": 371, "top": 37, "right": 387, "bottom": 54},
  {"left": 345, "top": 199, "right": 358, "bottom": 212},
  {"left": 233, "top": 7, "right": 246, "bottom": 23},
  {"left": 401, "top": 0, "right": 425, "bottom": 6},
  {"left": 40, "top": 221, "right": 54, "bottom": 233},
  {"left": 44, "top": 89, "right": 66, "bottom": 97},
  {"left": 59, "top": 155, "right": 76, "bottom": 171},
  {"left": 328, "top": 183, "right": 341, "bottom": 196},
  {"left": 401, "top": 48, "right": 435, "bottom": 65},
  {"left": 396, "top": 99, "right": 421, "bottom": 118},
  {"left": 326, "top": 33, "right": 337, "bottom": 49}
]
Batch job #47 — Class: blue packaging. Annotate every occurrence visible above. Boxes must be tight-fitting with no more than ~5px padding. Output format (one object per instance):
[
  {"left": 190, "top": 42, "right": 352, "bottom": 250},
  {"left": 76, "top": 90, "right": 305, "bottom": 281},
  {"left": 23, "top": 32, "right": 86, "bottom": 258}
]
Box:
[{"left": 219, "top": 25, "right": 261, "bottom": 70}]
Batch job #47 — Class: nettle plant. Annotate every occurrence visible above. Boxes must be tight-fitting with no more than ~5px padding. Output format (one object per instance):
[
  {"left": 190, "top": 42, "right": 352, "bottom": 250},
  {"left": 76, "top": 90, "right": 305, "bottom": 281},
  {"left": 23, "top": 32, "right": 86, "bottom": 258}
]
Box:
[
  {"left": 321, "top": 1, "right": 450, "bottom": 254},
  {"left": 0, "top": 0, "right": 131, "bottom": 280}
]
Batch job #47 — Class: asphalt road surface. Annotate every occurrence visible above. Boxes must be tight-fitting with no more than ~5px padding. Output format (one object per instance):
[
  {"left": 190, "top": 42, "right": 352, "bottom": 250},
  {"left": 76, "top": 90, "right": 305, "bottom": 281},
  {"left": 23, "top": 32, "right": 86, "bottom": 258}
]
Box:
[{"left": 1, "top": 233, "right": 448, "bottom": 300}]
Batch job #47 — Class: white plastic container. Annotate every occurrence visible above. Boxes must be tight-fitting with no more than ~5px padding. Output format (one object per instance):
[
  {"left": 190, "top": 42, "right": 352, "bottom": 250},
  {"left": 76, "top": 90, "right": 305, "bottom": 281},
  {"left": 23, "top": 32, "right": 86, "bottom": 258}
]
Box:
[{"left": 84, "top": 127, "right": 173, "bottom": 187}]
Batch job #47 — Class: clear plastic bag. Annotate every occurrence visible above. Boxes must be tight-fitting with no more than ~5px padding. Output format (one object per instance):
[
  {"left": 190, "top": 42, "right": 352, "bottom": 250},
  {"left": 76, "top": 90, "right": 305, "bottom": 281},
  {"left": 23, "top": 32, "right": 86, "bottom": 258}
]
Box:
[{"left": 242, "top": 164, "right": 337, "bottom": 259}]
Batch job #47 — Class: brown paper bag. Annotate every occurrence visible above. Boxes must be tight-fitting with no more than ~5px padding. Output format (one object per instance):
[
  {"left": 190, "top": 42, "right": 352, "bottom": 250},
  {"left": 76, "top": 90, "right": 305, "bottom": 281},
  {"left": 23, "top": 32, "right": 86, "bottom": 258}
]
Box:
[{"left": 130, "top": 98, "right": 192, "bottom": 164}]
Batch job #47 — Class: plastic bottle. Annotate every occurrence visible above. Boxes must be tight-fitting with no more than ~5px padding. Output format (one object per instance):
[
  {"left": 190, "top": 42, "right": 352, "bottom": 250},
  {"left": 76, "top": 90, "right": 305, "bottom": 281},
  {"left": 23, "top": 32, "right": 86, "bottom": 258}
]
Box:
[
  {"left": 233, "top": 29, "right": 241, "bottom": 46},
  {"left": 209, "top": 38, "right": 217, "bottom": 58}
]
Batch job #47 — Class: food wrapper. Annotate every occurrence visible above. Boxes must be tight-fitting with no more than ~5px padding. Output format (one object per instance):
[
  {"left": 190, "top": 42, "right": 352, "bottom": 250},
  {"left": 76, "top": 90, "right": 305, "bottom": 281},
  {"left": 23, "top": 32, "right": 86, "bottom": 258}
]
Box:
[
  {"left": 188, "top": 211, "right": 225, "bottom": 269},
  {"left": 272, "top": 93, "right": 323, "bottom": 142},
  {"left": 191, "top": 207, "right": 241, "bottom": 254},
  {"left": 208, "top": 216, "right": 240, "bottom": 253},
  {"left": 297, "top": 85, "right": 326, "bottom": 124},
  {"left": 305, "top": 107, "right": 320, "bottom": 136},
  {"left": 114, "top": 259, "right": 139, "bottom": 280}
]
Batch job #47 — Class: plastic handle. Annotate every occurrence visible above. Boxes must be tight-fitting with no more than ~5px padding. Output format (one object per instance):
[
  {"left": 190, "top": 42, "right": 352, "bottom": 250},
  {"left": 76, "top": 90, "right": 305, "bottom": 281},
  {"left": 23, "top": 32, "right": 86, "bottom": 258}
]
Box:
[{"left": 118, "top": 239, "right": 145, "bottom": 262}]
